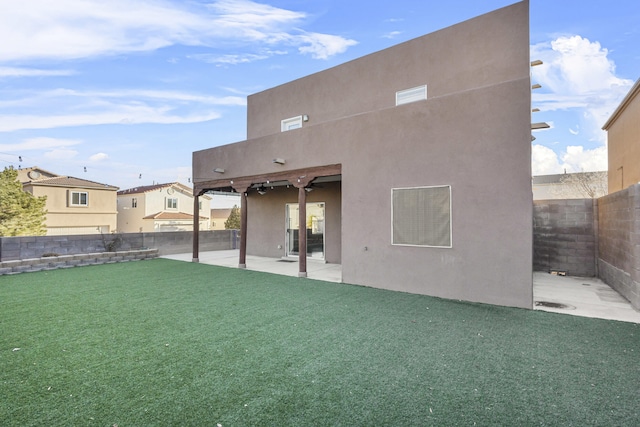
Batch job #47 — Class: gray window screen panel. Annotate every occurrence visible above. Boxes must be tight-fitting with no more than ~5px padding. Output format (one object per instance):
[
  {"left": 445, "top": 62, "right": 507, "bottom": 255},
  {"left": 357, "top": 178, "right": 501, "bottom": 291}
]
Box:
[{"left": 392, "top": 186, "right": 451, "bottom": 247}]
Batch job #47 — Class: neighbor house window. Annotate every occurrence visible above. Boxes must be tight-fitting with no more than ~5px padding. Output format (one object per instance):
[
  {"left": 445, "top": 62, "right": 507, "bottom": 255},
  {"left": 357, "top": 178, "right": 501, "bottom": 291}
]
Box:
[
  {"left": 281, "top": 116, "right": 302, "bottom": 132},
  {"left": 132, "top": 198, "right": 137, "bottom": 208},
  {"left": 70, "top": 191, "right": 88, "bottom": 207},
  {"left": 392, "top": 185, "right": 451, "bottom": 247},
  {"left": 396, "top": 85, "right": 427, "bottom": 106},
  {"left": 166, "top": 198, "right": 178, "bottom": 209}
]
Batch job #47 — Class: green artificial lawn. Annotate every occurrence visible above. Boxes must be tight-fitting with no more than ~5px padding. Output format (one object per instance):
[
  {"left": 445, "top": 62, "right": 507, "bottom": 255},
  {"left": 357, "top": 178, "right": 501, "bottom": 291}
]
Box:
[{"left": 1, "top": 259, "right": 639, "bottom": 426}]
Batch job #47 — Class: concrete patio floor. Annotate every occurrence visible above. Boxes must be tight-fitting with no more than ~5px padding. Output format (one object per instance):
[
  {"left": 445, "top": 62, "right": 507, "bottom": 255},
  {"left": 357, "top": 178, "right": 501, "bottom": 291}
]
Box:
[{"left": 162, "top": 250, "right": 640, "bottom": 324}]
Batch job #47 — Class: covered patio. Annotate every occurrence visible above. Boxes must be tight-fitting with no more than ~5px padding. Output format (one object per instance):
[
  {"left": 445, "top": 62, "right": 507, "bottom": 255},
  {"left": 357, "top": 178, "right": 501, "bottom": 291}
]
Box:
[{"left": 191, "top": 164, "right": 341, "bottom": 279}]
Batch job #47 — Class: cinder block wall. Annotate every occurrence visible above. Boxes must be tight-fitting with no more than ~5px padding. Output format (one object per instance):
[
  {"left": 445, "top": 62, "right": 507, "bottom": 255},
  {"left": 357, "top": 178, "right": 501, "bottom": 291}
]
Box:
[
  {"left": 0, "top": 230, "right": 238, "bottom": 261},
  {"left": 597, "top": 185, "right": 640, "bottom": 309},
  {"left": 533, "top": 199, "right": 596, "bottom": 276}
]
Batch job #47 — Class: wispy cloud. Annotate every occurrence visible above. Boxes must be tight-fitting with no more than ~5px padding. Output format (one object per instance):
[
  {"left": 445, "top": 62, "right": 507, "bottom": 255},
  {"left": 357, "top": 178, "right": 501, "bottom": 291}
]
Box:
[
  {"left": 0, "top": 67, "right": 76, "bottom": 78},
  {"left": 0, "top": 137, "right": 82, "bottom": 152},
  {"left": 0, "top": 0, "right": 357, "bottom": 62},
  {"left": 0, "top": 89, "right": 243, "bottom": 132},
  {"left": 382, "top": 31, "right": 402, "bottom": 39}
]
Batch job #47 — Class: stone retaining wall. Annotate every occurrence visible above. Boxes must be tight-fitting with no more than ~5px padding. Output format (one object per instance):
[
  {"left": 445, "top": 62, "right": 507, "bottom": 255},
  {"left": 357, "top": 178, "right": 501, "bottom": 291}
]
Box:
[{"left": 0, "top": 249, "right": 159, "bottom": 275}]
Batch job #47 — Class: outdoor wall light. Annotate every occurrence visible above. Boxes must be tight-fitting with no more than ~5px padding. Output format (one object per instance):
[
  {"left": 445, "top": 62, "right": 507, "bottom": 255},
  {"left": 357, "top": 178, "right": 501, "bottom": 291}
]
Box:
[
  {"left": 273, "top": 158, "right": 286, "bottom": 165},
  {"left": 257, "top": 185, "right": 267, "bottom": 195},
  {"left": 302, "top": 114, "right": 309, "bottom": 122},
  {"left": 213, "top": 168, "right": 225, "bottom": 173},
  {"left": 304, "top": 186, "right": 313, "bottom": 193}
]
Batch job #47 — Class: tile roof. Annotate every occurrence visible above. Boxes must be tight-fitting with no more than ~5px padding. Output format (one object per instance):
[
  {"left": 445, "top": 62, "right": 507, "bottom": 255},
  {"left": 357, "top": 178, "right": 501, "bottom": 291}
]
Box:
[
  {"left": 23, "top": 175, "right": 118, "bottom": 190},
  {"left": 118, "top": 182, "right": 210, "bottom": 199},
  {"left": 143, "top": 211, "right": 208, "bottom": 220}
]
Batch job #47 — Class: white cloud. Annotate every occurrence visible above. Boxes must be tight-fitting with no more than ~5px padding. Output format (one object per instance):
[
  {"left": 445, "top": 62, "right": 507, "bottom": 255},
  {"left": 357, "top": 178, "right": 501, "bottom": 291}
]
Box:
[
  {"left": 0, "top": 137, "right": 82, "bottom": 152},
  {"left": 297, "top": 32, "right": 358, "bottom": 59},
  {"left": 44, "top": 148, "right": 78, "bottom": 160},
  {"left": 382, "top": 31, "right": 402, "bottom": 39},
  {"left": 532, "top": 144, "right": 563, "bottom": 175},
  {"left": 0, "top": 89, "right": 238, "bottom": 132},
  {"left": 532, "top": 144, "right": 607, "bottom": 175},
  {"left": 0, "top": 0, "right": 357, "bottom": 62},
  {"left": 562, "top": 145, "right": 607, "bottom": 172},
  {"left": 0, "top": 67, "right": 76, "bottom": 78},
  {"left": 90, "top": 153, "right": 109, "bottom": 162},
  {"left": 531, "top": 35, "right": 633, "bottom": 140},
  {"left": 189, "top": 53, "right": 271, "bottom": 65}
]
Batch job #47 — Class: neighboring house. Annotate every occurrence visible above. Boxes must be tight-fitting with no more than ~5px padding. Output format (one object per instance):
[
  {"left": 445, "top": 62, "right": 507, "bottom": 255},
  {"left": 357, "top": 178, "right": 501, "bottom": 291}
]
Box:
[
  {"left": 533, "top": 171, "right": 608, "bottom": 200},
  {"left": 17, "top": 167, "right": 118, "bottom": 235},
  {"left": 211, "top": 208, "right": 233, "bottom": 230},
  {"left": 117, "top": 182, "right": 211, "bottom": 232},
  {"left": 604, "top": 78, "right": 640, "bottom": 193},
  {"left": 192, "top": 2, "right": 533, "bottom": 308}
]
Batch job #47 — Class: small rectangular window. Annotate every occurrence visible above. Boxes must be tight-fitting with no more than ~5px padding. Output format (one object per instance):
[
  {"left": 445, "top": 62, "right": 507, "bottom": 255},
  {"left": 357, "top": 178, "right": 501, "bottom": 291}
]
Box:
[
  {"left": 132, "top": 198, "right": 137, "bottom": 208},
  {"left": 166, "top": 198, "right": 178, "bottom": 209},
  {"left": 281, "top": 116, "right": 302, "bottom": 132},
  {"left": 396, "top": 85, "right": 427, "bottom": 106},
  {"left": 70, "top": 191, "right": 88, "bottom": 207},
  {"left": 392, "top": 185, "right": 451, "bottom": 248}
]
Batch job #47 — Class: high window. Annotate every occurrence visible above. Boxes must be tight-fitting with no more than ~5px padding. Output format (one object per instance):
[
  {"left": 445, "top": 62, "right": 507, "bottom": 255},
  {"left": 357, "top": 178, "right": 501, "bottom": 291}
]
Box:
[
  {"left": 166, "top": 198, "right": 178, "bottom": 209},
  {"left": 281, "top": 116, "right": 302, "bottom": 132},
  {"left": 396, "top": 85, "right": 427, "bottom": 106},
  {"left": 132, "top": 198, "right": 137, "bottom": 208},
  {"left": 392, "top": 185, "right": 451, "bottom": 248}
]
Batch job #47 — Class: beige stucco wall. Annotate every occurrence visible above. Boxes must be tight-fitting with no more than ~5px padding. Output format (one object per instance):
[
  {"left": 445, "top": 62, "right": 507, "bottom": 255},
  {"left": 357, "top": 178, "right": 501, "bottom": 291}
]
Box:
[
  {"left": 193, "top": 2, "right": 532, "bottom": 308},
  {"left": 117, "top": 187, "right": 211, "bottom": 233},
  {"left": 117, "top": 194, "right": 148, "bottom": 232},
  {"left": 607, "top": 82, "right": 640, "bottom": 192},
  {"left": 28, "top": 185, "right": 117, "bottom": 234}
]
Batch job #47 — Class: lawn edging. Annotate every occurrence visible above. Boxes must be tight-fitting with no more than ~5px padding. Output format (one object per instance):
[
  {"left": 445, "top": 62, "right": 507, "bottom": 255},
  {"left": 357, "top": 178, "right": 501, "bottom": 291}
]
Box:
[{"left": 0, "top": 248, "right": 159, "bottom": 275}]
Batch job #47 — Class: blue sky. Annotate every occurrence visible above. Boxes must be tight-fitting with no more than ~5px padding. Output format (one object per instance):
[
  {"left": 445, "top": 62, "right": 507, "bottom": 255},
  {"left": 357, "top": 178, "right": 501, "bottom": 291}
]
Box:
[{"left": 0, "top": 0, "right": 638, "bottom": 192}]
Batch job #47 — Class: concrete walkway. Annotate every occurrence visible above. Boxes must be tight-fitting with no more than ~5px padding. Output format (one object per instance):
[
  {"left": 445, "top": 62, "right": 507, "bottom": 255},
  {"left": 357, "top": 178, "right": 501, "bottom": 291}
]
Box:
[{"left": 162, "top": 250, "right": 640, "bottom": 324}]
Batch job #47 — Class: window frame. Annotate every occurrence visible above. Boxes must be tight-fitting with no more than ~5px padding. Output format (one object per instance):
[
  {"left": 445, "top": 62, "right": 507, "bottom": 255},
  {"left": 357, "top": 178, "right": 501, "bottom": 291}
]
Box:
[
  {"left": 391, "top": 185, "right": 452, "bottom": 248},
  {"left": 69, "top": 191, "right": 89, "bottom": 207},
  {"left": 166, "top": 197, "right": 178, "bottom": 210}
]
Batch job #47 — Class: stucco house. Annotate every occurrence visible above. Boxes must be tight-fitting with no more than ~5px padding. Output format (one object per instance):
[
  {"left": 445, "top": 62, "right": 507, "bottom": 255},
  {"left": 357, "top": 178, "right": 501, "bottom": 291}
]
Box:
[
  {"left": 604, "top": 77, "right": 640, "bottom": 193},
  {"left": 17, "top": 167, "right": 118, "bottom": 235},
  {"left": 211, "top": 208, "right": 234, "bottom": 230},
  {"left": 192, "top": 1, "right": 533, "bottom": 308},
  {"left": 117, "top": 182, "right": 211, "bottom": 233},
  {"left": 533, "top": 172, "right": 607, "bottom": 200}
]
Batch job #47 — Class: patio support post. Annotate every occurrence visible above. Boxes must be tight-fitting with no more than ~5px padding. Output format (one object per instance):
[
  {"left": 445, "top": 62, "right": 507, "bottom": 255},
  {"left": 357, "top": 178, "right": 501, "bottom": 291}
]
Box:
[
  {"left": 291, "top": 174, "right": 314, "bottom": 278},
  {"left": 239, "top": 190, "right": 248, "bottom": 268},
  {"left": 192, "top": 192, "right": 200, "bottom": 263},
  {"left": 298, "top": 185, "right": 307, "bottom": 277}
]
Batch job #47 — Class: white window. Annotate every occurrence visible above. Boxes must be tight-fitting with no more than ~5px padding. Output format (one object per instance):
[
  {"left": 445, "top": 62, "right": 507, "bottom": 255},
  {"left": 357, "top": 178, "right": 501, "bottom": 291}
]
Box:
[
  {"left": 392, "top": 185, "right": 451, "bottom": 248},
  {"left": 281, "top": 116, "right": 303, "bottom": 132},
  {"left": 70, "top": 191, "right": 88, "bottom": 207},
  {"left": 396, "top": 85, "right": 427, "bottom": 106},
  {"left": 132, "top": 198, "right": 137, "bottom": 208},
  {"left": 166, "top": 198, "right": 178, "bottom": 209}
]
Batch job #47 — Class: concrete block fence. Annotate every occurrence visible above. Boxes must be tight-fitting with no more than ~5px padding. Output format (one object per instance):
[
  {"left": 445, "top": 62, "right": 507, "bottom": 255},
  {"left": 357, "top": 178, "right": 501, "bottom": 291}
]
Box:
[
  {"left": 533, "top": 199, "right": 597, "bottom": 277},
  {"left": 0, "top": 230, "right": 239, "bottom": 262},
  {"left": 597, "top": 185, "right": 640, "bottom": 309}
]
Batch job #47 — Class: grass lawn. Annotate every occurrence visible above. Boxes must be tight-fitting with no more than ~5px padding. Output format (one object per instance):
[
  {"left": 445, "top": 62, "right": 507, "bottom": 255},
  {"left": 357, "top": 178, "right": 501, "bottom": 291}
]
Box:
[{"left": 1, "top": 259, "right": 639, "bottom": 426}]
